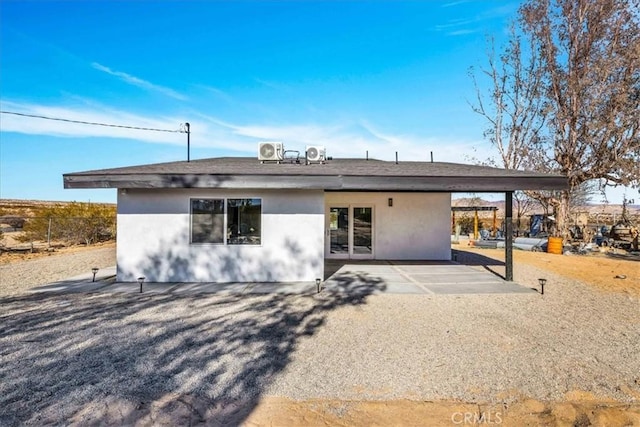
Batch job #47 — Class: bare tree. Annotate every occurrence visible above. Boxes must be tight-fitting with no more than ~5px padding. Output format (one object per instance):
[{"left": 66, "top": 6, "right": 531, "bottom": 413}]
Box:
[
  {"left": 469, "top": 26, "right": 546, "bottom": 233},
  {"left": 469, "top": 26, "right": 547, "bottom": 171},
  {"left": 520, "top": 0, "right": 640, "bottom": 236}
]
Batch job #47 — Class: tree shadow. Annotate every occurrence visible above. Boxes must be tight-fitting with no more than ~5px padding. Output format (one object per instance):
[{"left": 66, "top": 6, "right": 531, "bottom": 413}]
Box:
[{"left": 0, "top": 238, "right": 386, "bottom": 426}]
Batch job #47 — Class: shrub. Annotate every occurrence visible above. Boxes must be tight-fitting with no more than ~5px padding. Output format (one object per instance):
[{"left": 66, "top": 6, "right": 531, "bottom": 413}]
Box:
[
  {"left": 0, "top": 216, "right": 26, "bottom": 230},
  {"left": 19, "top": 202, "right": 116, "bottom": 245}
]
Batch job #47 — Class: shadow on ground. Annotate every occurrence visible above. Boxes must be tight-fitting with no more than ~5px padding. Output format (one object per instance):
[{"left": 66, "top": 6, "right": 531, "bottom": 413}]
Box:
[
  {"left": 0, "top": 250, "right": 386, "bottom": 426},
  {"left": 451, "top": 248, "right": 505, "bottom": 267},
  {"left": 451, "top": 248, "right": 508, "bottom": 280}
]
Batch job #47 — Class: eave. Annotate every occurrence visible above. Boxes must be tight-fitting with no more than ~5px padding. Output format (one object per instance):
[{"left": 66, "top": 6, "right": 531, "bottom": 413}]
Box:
[{"left": 63, "top": 173, "right": 569, "bottom": 192}]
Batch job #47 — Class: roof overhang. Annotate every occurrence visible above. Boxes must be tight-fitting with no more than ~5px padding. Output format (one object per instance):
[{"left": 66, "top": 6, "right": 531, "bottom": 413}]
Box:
[{"left": 63, "top": 173, "right": 568, "bottom": 192}]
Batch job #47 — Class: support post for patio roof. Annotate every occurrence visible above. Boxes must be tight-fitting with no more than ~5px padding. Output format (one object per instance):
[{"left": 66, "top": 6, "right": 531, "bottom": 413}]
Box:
[
  {"left": 505, "top": 191, "right": 513, "bottom": 281},
  {"left": 473, "top": 210, "right": 479, "bottom": 240},
  {"left": 452, "top": 210, "right": 456, "bottom": 234}
]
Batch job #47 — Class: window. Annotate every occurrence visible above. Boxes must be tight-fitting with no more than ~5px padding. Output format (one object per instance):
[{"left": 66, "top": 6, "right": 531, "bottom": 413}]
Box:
[
  {"left": 227, "top": 198, "right": 261, "bottom": 245},
  {"left": 190, "top": 198, "right": 261, "bottom": 245},
  {"left": 191, "top": 199, "right": 225, "bottom": 243}
]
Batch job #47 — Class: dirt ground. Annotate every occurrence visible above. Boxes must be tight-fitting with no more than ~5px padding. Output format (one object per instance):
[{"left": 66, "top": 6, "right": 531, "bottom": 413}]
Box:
[
  {"left": 0, "top": 238, "right": 115, "bottom": 265},
  {"left": 3, "top": 243, "right": 639, "bottom": 426},
  {"left": 241, "top": 395, "right": 640, "bottom": 427},
  {"left": 459, "top": 243, "right": 640, "bottom": 297},
  {"left": 245, "top": 245, "right": 640, "bottom": 426},
  {"left": 72, "top": 393, "right": 639, "bottom": 426}
]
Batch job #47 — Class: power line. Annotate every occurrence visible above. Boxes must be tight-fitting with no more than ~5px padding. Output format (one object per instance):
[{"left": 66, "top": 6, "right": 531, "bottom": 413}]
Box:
[{"left": 0, "top": 110, "right": 186, "bottom": 133}]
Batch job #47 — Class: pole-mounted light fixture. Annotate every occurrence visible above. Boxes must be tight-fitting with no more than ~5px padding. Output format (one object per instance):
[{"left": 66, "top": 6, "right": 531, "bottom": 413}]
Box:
[
  {"left": 538, "top": 278, "right": 547, "bottom": 295},
  {"left": 138, "top": 276, "right": 145, "bottom": 293},
  {"left": 91, "top": 267, "right": 99, "bottom": 282},
  {"left": 316, "top": 278, "right": 322, "bottom": 293}
]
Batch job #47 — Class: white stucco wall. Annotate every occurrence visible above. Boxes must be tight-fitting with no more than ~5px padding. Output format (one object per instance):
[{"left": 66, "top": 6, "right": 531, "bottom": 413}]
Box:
[
  {"left": 324, "top": 192, "right": 451, "bottom": 260},
  {"left": 117, "top": 189, "right": 325, "bottom": 283}
]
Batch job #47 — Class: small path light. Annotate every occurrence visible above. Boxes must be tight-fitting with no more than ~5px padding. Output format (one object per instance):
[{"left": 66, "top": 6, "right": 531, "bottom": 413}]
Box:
[
  {"left": 316, "top": 278, "right": 322, "bottom": 293},
  {"left": 538, "top": 278, "right": 547, "bottom": 295},
  {"left": 91, "top": 267, "right": 99, "bottom": 282},
  {"left": 138, "top": 276, "right": 145, "bottom": 293}
]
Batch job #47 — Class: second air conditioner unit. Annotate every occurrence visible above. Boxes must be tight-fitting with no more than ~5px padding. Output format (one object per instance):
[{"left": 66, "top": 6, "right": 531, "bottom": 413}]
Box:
[
  {"left": 259, "top": 142, "right": 284, "bottom": 162},
  {"left": 306, "top": 145, "right": 326, "bottom": 163}
]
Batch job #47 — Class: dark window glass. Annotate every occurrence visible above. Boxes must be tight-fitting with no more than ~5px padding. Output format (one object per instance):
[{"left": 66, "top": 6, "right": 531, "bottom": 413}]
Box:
[
  {"left": 191, "top": 199, "right": 224, "bottom": 243},
  {"left": 227, "top": 198, "right": 261, "bottom": 245}
]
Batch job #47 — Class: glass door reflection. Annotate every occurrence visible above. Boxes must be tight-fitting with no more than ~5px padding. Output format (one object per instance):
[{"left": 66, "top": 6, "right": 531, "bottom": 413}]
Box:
[
  {"left": 329, "top": 207, "right": 349, "bottom": 254},
  {"left": 352, "top": 207, "right": 372, "bottom": 255}
]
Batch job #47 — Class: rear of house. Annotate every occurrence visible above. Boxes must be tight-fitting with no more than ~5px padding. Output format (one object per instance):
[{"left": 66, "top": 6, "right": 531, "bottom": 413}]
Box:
[
  {"left": 64, "top": 154, "right": 567, "bottom": 284},
  {"left": 115, "top": 188, "right": 450, "bottom": 282}
]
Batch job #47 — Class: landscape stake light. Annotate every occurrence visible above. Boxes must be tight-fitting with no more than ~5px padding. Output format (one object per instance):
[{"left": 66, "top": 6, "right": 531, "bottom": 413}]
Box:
[
  {"left": 538, "top": 278, "right": 547, "bottom": 295},
  {"left": 91, "top": 267, "right": 99, "bottom": 282},
  {"left": 138, "top": 276, "right": 145, "bottom": 293},
  {"left": 316, "top": 278, "right": 322, "bottom": 293}
]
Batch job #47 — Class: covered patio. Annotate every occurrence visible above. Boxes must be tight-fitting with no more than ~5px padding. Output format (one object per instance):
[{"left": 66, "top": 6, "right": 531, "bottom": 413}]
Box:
[{"left": 323, "top": 259, "right": 534, "bottom": 295}]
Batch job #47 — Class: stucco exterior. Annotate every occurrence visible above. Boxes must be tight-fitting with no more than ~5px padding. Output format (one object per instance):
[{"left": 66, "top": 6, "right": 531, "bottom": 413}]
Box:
[
  {"left": 117, "top": 188, "right": 325, "bottom": 283},
  {"left": 116, "top": 189, "right": 451, "bottom": 283},
  {"left": 325, "top": 192, "right": 451, "bottom": 260},
  {"left": 66, "top": 156, "right": 569, "bottom": 284}
]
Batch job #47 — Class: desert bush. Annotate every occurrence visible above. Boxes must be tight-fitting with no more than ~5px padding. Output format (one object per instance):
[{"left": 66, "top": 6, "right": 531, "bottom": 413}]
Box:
[
  {"left": 0, "top": 216, "right": 26, "bottom": 230},
  {"left": 19, "top": 202, "right": 116, "bottom": 245}
]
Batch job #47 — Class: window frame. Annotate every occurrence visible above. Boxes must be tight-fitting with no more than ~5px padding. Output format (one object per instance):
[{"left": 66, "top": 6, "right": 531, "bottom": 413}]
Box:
[
  {"left": 190, "top": 198, "right": 225, "bottom": 244},
  {"left": 189, "top": 197, "right": 262, "bottom": 246},
  {"left": 226, "top": 198, "right": 262, "bottom": 245}
]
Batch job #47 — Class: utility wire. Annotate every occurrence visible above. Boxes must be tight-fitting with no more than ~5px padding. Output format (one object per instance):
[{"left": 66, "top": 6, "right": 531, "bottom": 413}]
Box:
[{"left": 0, "top": 110, "right": 186, "bottom": 133}]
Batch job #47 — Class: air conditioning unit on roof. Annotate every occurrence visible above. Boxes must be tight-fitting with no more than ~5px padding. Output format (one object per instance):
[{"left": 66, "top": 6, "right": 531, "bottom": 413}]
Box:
[
  {"left": 306, "top": 145, "right": 326, "bottom": 163},
  {"left": 259, "top": 142, "right": 284, "bottom": 162}
]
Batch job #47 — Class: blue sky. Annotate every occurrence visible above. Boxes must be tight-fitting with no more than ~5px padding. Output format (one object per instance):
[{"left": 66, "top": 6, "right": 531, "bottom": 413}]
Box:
[{"left": 0, "top": 0, "right": 634, "bottom": 204}]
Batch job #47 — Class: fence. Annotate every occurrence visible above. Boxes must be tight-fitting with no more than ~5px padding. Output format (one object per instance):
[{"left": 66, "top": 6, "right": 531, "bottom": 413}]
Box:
[{"left": 0, "top": 216, "right": 116, "bottom": 250}]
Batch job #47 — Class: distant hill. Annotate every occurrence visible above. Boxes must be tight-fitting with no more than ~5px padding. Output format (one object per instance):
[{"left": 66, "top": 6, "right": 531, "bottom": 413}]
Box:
[{"left": 0, "top": 199, "right": 116, "bottom": 217}]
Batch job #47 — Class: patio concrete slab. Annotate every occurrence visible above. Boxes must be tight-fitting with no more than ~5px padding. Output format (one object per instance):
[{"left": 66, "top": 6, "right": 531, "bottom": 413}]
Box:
[
  {"left": 408, "top": 273, "right": 505, "bottom": 285},
  {"left": 101, "top": 282, "right": 180, "bottom": 294},
  {"left": 170, "top": 282, "right": 251, "bottom": 294},
  {"left": 426, "top": 283, "right": 534, "bottom": 294},
  {"left": 393, "top": 265, "right": 469, "bottom": 273},
  {"left": 324, "top": 262, "right": 535, "bottom": 295},
  {"left": 29, "top": 266, "right": 117, "bottom": 293},
  {"left": 247, "top": 282, "right": 318, "bottom": 294},
  {"left": 381, "top": 282, "right": 431, "bottom": 294},
  {"left": 32, "top": 261, "right": 535, "bottom": 296}
]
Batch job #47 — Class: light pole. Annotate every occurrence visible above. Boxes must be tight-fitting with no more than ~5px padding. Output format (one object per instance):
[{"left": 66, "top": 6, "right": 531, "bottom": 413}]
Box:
[{"left": 185, "top": 122, "right": 190, "bottom": 162}]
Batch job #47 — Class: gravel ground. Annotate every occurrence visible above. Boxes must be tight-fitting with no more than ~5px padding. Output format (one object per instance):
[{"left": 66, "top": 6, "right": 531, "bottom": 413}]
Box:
[
  {"left": 0, "top": 248, "right": 639, "bottom": 425},
  {"left": 0, "top": 246, "right": 116, "bottom": 296}
]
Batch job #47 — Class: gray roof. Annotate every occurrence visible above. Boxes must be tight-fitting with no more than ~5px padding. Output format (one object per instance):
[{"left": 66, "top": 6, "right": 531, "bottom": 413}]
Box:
[{"left": 64, "top": 157, "right": 568, "bottom": 192}]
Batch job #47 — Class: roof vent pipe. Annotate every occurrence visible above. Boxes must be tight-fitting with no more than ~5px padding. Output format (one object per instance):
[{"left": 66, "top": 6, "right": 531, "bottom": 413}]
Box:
[
  {"left": 395, "top": 152, "right": 398, "bottom": 164},
  {"left": 366, "top": 150, "right": 368, "bottom": 160},
  {"left": 431, "top": 151, "right": 433, "bottom": 163}
]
